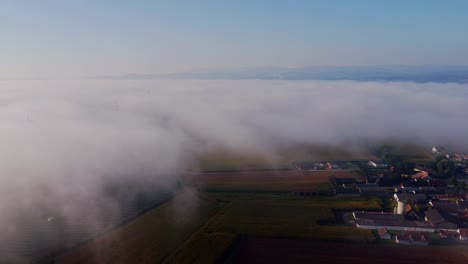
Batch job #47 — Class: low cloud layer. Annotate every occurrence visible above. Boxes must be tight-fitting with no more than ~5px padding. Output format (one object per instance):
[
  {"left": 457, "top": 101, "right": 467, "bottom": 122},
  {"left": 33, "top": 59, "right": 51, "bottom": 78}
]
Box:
[{"left": 0, "top": 79, "right": 467, "bottom": 260}]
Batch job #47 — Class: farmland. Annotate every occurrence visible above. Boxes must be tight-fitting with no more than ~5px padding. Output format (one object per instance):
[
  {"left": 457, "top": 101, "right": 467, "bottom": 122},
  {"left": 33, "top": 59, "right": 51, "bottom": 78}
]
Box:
[
  {"left": 58, "top": 187, "right": 382, "bottom": 264},
  {"left": 194, "top": 144, "right": 378, "bottom": 172},
  {"left": 56, "top": 142, "right": 457, "bottom": 264},
  {"left": 159, "top": 194, "right": 379, "bottom": 264},
  {"left": 57, "top": 191, "right": 228, "bottom": 264}
]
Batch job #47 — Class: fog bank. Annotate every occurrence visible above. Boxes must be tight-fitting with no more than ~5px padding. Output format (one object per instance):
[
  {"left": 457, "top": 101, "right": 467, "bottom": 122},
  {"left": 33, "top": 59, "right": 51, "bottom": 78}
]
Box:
[{"left": 0, "top": 79, "right": 467, "bottom": 260}]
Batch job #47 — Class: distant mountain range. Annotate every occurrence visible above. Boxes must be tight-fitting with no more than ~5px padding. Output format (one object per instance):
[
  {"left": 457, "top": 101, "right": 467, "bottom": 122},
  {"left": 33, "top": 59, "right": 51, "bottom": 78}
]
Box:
[{"left": 95, "top": 65, "right": 468, "bottom": 83}]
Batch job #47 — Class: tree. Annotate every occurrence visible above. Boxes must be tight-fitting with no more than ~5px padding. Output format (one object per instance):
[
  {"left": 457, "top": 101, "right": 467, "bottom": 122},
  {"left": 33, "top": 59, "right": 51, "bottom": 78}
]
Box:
[{"left": 435, "top": 158, "right": 455, "bottom": 177}]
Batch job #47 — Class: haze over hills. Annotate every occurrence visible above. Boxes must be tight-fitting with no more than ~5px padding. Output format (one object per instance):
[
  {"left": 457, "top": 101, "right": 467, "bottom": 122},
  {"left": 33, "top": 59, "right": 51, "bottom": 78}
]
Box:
[{"left": 95, "top": 65, "right": 468, "bottom": 83}]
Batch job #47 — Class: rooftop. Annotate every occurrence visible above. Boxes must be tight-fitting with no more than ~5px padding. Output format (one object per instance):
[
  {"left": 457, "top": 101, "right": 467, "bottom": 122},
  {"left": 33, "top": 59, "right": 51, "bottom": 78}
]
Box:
[{"left": 353, "top": 211, "right": 404, "bottom": 222}]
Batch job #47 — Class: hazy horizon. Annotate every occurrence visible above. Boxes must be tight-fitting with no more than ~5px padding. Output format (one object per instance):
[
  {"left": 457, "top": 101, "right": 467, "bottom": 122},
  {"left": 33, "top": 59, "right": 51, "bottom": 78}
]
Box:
[{"left": 2, "top": 1, "right": 468, "bottom": 79}]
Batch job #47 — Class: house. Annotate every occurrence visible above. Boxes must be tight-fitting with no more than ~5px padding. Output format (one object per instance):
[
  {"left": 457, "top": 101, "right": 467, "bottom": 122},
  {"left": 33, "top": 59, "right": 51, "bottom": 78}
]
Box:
[
  {"left": 395, "top": 231, "right": 429, "bottom": 245},
  {"left": 378, "top": 227, "right": 391, "bottom": 239},
  {"left": 458, "top": 228, "right": 468, "bottom": 240},
  {"left": 412, "top": 171, "right": 430, "bottom": 180},
  {"left": 424, "top": 209, "right": 458, "bottom": 231},
  {"left": 414, "top": 166, "right": 437, "bottom": 176}
]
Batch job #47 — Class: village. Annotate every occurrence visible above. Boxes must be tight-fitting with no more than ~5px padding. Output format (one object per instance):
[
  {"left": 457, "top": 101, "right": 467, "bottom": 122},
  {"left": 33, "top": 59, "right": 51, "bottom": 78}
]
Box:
[{"left": 315, "top": 147, "right": 468, "bottom": 245}]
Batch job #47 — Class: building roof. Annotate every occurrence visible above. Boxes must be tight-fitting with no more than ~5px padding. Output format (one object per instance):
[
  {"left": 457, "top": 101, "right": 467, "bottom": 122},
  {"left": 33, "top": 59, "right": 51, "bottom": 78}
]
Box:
[
  {"left": 354, "top": 211, "right": 404, "bottom": 222},
  {"left": 425, "top": 209, "right": 446, "bottom": 226},
  {"left": 412, "top": 171, "right": 429, "bottom": 180},
  {"left": 425, "top": 209, "right": 458, "bottom": 229},
  {"left": 334, "top": 178, "right": 356, "bottom": 185},
  {"left": 357, "top": 186, "right": 391, "bottom": 195},
  {"left": 406, "top": 204, "right": 414, "bottom": 214},
  {"left": 435, "top": 193, "right": 465, "bottom": 200},
  {"left": 430, "top": 201, "right": 459, "bottom": 215},
  {"left": 394, "top": 193, "right": 428, "bottom": 202},
  {"left": 457, "top": 201, "right": 468, "bottom": 211},
  {"left": 414, "top": 166, "right": 437, "bottom": 175},
  {"left": 336, "top": 187, "right": 360, "bottom": 194},
  {"left": 355, "top": 218, "right": 433, "bottom": 229}
]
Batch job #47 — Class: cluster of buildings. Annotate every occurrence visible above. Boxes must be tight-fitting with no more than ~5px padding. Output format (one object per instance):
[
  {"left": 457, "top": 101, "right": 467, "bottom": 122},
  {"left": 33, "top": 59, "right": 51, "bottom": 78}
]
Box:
[
  {"left": 294, "top": 160, "right": 342, "bottom": 170},
  {"left": 343, "top": 160, "right": 468, "bottom": 245}
]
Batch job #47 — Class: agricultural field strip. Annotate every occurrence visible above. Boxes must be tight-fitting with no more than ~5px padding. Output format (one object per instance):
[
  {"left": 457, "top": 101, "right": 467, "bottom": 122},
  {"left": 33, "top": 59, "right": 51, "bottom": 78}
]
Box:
[
  {"left": 202, "top": 193, "right": 383, "bottom": 210},
  {"left": 161, "top": 202, "right": 232, "bottom": 264}
]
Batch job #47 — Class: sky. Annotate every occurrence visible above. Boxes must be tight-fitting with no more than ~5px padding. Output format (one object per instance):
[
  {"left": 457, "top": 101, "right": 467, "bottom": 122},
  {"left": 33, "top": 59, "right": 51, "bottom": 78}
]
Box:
[{"left": 1, "top": 0, "right": 468, "bottom": 78}]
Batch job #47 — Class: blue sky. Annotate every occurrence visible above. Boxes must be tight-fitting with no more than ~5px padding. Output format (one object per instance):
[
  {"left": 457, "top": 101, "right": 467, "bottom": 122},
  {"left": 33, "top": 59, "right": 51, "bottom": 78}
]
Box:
[{"left": 1, "top": 0, "right": 468, "bottom": 78}]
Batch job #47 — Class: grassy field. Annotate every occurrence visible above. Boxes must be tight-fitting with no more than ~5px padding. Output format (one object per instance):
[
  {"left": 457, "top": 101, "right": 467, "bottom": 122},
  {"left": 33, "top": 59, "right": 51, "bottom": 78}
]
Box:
[
  {"left": 56, "top": 191, "right": 228, "bottom": 264},
  {"left": 186, "top": 170, "right": 357, "bottom": 192}
]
